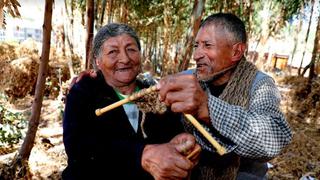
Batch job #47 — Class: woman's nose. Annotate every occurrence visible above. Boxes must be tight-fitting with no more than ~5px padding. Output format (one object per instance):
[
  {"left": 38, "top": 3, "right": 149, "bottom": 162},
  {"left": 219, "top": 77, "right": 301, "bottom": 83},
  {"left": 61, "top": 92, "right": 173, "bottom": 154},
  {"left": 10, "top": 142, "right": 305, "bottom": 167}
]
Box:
[{"left": 118, "top": 50, "right": 130, "bottom": 63}]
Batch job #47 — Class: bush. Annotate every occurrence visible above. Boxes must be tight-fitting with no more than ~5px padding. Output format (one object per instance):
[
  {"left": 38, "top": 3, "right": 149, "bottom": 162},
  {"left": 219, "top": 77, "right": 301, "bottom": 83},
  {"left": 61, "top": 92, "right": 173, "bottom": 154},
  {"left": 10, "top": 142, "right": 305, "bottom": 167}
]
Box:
[
  {"left": 0, "top": 100, "right": 28, "bottom": 147},
  {"left": 0, "top": 39, "right": 82, "bottom": 101}
]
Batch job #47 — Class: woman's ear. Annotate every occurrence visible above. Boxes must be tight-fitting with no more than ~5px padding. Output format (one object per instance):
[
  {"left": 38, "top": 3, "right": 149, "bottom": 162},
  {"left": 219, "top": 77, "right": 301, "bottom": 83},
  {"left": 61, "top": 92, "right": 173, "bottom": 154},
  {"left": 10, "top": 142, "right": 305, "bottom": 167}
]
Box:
[
  {"left": 231, "top": 43, "right": 246, "bottom": 62},
  {"left": 95, "top": 58, "right": 101, "bottom": 69}
]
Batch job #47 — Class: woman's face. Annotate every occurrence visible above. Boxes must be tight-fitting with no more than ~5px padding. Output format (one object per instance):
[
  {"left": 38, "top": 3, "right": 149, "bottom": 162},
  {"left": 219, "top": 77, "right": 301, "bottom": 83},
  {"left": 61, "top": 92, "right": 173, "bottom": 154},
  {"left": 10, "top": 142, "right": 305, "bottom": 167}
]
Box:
[{"left": 96, "top": 34, "right": 141, "bottom": 88}]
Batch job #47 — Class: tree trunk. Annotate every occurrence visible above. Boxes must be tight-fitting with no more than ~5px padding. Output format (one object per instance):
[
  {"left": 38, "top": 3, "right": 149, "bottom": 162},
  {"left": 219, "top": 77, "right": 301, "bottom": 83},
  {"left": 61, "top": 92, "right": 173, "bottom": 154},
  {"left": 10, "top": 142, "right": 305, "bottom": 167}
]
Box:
[
  {"left": 99, "top": 0, "right": 107, "bottom": 28},
  {"left": 302, "top": 14, "right": 320, "bottom": 79},
  {"left": 0, "top": 2, "right": 4, "bottom": 28},
  {"left": 85, "top": 0, "right": 94, "bottom": 69},
  {"left": 61, "top": 24, "right": 66, "bottom": 57},
  {"left": 152, "top": 28, "right": 158, "bottom": 74},
  {"left": 256, "top": 0, "right": 272, "bottom": 69},
  {"left": 108, "top": 0, "right": 114, "bottom": 23},
  {"left": 161, "top": 0, "right": 172, "bottom": 76},
  {"left": 298, "top": 0, "right": 315, "bottom": 75},
  {"left": 179, "top": 0, "right": 205, "bottom": 71},
  {"left": 289, "top": 3, "right": 303, "bottom": 74},
  {"left": 63, "top": 0, "right": 75, "bottom": 77},
  {"left": 120, "top": 0, "right": 128, "bottom": 23},
  {"left": 64, "top": 0, "right": 75, "bottom": 55},
  {"left": 18, "top": 0, "right": 53, "bottom": 160},
  {"left": 247, "top": 0, "right": 253, "bottom": 37},
  {"left": 94, "top": 0, "right": 99, "bottom": 29}
]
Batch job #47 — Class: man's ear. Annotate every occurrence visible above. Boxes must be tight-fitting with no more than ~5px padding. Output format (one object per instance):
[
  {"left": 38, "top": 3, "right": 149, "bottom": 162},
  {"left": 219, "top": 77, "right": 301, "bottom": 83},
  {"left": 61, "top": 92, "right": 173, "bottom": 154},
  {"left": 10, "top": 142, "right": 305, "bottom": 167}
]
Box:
[{"left": 231, "top": 43, "right": 246, "bottom": 62}]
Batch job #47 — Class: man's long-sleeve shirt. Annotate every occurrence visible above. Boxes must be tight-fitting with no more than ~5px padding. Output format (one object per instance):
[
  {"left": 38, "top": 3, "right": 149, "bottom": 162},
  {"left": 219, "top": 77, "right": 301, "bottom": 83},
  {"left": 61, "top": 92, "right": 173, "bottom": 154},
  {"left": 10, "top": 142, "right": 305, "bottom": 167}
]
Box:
[{"left": 184, "top": 71, "right": 292, "bottom": 160}]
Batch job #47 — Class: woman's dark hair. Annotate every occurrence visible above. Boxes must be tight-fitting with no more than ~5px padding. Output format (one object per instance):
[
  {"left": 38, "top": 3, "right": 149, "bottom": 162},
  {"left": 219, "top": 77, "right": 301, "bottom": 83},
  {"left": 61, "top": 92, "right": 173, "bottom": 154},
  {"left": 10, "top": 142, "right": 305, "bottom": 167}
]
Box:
[{"left": 92, "top": 23, "right": 141, "bottom": 68}]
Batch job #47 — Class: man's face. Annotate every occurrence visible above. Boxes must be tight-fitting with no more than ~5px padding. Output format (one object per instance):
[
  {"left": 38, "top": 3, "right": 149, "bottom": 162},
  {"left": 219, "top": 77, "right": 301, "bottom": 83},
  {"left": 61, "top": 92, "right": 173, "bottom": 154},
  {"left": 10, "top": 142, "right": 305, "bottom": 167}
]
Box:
[
  {"left": 96, "top": 34, "right": 141, "bottom": 87},
  {"left": 193, "top": 25, "right": 235, "bottom": 80}
]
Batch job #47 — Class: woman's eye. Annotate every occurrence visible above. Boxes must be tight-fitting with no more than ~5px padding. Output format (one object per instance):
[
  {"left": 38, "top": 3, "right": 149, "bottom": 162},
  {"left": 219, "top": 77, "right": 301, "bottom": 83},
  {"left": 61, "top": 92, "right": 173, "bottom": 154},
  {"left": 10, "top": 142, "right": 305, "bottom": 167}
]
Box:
[{"left": 107, "top": 50, "right": 116, "bottom": 54}]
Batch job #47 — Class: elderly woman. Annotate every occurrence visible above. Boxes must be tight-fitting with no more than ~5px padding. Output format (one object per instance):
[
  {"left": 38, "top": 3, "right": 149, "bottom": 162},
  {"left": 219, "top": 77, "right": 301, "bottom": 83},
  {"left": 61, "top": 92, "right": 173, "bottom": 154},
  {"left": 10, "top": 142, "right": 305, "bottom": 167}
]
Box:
[{"left": 62, "top": 23, "right": 199, "bottom": 180}]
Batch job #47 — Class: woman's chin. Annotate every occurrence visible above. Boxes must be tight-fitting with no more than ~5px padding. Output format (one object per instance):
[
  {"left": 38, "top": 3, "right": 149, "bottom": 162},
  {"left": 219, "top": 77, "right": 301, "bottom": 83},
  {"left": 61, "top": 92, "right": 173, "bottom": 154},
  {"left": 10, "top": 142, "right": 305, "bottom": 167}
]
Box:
[{"left": 116, "top": 77, "right": 136, "bottom": 85}]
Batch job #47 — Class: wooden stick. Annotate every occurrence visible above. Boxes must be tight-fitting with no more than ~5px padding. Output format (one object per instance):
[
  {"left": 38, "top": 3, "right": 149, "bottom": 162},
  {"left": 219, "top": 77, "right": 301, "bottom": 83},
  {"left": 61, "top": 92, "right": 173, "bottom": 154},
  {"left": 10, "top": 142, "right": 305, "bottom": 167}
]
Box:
[
  {"left": 95, "top": 86, "right": 157, "bottom": 116},
  {"left": 95, "top": 98, "right": 130, "bottom": 116},
  {"left": 186, "top": 145, "right": 201, "bottom": 159},
  {"left": 95, "top": 86, "right": 226, "bottom": 155},
  {"left": 184, "top": 114, "right": 226, "bottom": 155}
]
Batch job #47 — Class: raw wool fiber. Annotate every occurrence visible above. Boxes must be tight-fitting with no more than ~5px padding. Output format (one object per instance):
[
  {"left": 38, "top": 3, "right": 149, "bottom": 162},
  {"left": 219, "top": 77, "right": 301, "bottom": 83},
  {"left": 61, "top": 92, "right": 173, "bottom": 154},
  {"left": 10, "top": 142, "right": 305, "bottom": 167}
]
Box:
[
  {"left": 132, "top": 87, "right": 167, "bottom": 138},
  {"left": 135, "top": 90, "right": 167, "bottom": 114}
]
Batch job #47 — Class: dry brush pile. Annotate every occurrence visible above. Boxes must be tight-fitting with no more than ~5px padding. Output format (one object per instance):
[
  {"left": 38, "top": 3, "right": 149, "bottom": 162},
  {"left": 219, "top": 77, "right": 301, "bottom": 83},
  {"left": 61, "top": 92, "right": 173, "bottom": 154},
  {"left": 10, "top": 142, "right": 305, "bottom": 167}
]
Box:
[
  {"left": 0, "top": 40, "right": 82, "bottom": 102},
  {"left": 268, "top": 76, "right": 320, "bottom": 179}
]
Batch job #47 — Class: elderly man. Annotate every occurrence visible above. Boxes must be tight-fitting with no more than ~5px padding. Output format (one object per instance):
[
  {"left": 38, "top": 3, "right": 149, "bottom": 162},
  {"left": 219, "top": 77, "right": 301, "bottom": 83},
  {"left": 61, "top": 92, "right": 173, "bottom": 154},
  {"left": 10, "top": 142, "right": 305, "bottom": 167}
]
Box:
[{"left": 157, "top": 13, "right": 292, "bottom": 179}]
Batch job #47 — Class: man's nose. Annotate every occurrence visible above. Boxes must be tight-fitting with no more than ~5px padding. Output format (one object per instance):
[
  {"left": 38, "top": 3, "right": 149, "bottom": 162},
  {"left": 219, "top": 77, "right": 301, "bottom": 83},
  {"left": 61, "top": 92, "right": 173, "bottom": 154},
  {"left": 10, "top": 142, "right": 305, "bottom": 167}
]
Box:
[{"left": 193, "top": 46, "right": 205, "bottom": 61}]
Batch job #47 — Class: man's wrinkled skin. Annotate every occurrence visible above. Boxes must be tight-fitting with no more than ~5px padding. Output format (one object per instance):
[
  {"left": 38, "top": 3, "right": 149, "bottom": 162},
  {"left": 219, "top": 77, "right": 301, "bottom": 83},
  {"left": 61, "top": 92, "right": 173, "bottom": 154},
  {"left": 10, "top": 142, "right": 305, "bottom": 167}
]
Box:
[
  {"left": 156, "top": 75, "right": 210, "bottom": 125},
  {"left": 141, "top": 133, "right": 201, "bottom": 180},
  {"left": 156, "top": 24, "right": 246, "bottom": 125}
]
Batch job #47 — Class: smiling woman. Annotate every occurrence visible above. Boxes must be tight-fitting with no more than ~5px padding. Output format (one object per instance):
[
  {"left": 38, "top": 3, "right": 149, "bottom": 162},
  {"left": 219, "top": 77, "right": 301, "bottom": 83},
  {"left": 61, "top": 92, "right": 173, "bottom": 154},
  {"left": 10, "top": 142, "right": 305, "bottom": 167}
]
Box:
[
  {"left": 62, "top": 23, "right": 199, "bottom": 180},
  {"left": 93, "top": 24, "right": 142, "bottom": 94},
  {"left": 96, "top": 34, "right": 141, "bottom": 92}
]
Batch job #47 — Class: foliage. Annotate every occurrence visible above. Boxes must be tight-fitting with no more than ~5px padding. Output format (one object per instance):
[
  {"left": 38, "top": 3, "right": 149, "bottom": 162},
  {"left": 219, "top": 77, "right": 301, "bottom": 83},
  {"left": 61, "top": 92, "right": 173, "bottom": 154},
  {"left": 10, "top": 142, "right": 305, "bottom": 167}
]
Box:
[
  {"left": 0, "top": 0, "right": 21, "bottom": 28},
  {"left": 0, "top": 99, "right": 28, "bottom": 147},
  {"left": 65, "top": 0, "right": 315, "bottom": 75}
]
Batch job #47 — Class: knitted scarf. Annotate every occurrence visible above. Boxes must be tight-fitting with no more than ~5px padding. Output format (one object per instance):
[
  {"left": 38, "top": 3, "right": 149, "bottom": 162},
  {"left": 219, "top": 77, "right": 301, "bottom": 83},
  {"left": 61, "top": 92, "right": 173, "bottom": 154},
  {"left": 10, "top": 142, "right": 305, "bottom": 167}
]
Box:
[{"left": 190, "top": 57, "right": 258, "bottom": 180}]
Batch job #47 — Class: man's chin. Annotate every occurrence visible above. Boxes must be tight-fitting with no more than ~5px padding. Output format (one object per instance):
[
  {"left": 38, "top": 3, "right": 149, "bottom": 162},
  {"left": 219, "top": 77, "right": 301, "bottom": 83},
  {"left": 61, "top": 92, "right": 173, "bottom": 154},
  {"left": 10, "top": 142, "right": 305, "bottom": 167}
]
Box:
[{"left": 195, "top": 70, "right": 210, "bottom": 80}]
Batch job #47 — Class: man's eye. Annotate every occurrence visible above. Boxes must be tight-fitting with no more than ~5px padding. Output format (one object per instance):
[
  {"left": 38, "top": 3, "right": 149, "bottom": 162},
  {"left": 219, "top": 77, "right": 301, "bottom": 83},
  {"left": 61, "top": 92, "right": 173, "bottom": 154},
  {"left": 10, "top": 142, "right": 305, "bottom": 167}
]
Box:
[
  {"left": 205, "top": 43, "right": 212, "bottom": 47},
  {"left": 127, "top": 48, "right": 137, "bottom": 52},
  {"left": 193, "top": 44, "right": 198, "bottom": 48}
]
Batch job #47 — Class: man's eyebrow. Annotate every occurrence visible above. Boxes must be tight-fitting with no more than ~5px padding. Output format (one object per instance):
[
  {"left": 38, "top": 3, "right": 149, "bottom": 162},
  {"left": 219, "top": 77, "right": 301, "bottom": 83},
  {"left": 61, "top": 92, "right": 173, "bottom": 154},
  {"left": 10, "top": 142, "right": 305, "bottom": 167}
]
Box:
[
  {"left": 202, "top": 40, "right": 212, "bottom": 43},
  {"left": 126, "top": 42, "right": 138, "bottom": 47}
]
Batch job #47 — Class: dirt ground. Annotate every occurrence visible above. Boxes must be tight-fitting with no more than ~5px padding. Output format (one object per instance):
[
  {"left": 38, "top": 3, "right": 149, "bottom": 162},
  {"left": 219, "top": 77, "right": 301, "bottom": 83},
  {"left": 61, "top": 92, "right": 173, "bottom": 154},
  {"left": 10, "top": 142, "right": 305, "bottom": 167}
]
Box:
[{"left": 0, "top": 76, "right": 320, "bottom": 180}]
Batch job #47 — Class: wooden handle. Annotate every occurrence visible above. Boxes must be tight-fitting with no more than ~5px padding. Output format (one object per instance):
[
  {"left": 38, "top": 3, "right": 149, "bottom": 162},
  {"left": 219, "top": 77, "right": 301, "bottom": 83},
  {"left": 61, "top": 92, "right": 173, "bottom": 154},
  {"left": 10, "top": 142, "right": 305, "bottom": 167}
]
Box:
[
  {"left": 186, "top": 145, "right": 201, "bottom": 159},
  {"left": 184, "top": 114, "right": 226, "bottom": 155},
  {"left": 95, "top": 98, "right": 130, "bottom": 116},
  {"left": 95, "top": 86, "right": 157, "bottom": 116}
]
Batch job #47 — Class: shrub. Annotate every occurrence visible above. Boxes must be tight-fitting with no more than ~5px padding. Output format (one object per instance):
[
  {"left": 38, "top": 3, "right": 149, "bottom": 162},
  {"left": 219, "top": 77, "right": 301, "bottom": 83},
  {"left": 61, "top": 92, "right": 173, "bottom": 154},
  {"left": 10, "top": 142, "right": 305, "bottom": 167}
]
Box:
[{"left": 0, "top": 99, "right": 28, "bottom": 147}]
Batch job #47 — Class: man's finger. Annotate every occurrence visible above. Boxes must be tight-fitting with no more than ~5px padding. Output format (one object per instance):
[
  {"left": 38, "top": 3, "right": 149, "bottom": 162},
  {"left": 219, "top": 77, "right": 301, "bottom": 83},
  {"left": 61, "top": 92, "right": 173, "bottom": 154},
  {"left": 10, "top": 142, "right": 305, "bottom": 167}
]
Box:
[{"left": 68, "top": 77, "right": 78, "bottom": 91}]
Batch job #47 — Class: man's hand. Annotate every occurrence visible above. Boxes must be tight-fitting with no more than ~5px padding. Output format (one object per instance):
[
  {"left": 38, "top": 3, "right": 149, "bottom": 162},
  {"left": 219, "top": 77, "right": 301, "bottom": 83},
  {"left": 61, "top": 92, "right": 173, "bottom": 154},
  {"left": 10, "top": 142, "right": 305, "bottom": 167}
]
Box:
[
  {"left": 142, "top": 143, "right": 192, "bottom": 180},
  {"left": 62, "top": 70, "right": 97, "bottom": 103},
  {"left": 170, "top": 133, "right": 201, "bottom": 164},
  {"left": 68, "top": 69, "right": 97, "bottom": 90},
  {"left": 141, "top": 133, "right": 200, "bottom": 180},
  {"left": 156, "top": 74, "right": 210, "bottom": 124}
]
